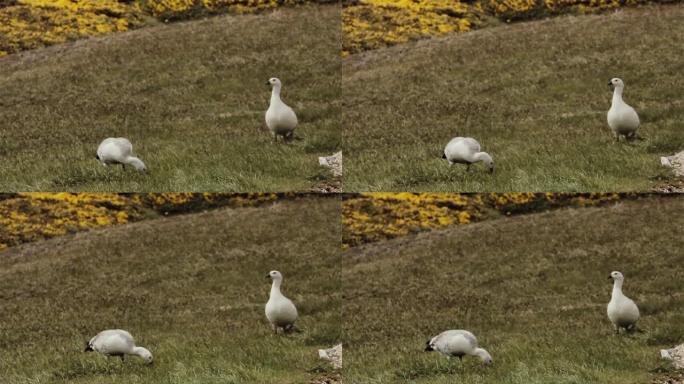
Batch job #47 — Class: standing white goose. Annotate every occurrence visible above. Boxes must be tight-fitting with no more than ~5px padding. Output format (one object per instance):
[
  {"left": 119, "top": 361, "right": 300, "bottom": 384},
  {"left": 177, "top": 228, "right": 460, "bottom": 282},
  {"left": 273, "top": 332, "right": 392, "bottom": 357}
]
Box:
[
  {"left": 442, "top": 137, "right": 495, "bottom": 173},
  {"left": 84, "top": 329, "right": 153, "bottom": 364},
  {"left": 425, "top": 330, "right": 493, "bottom": 365},
  {"left": 607, "top": 78, "right": 640, "bottom": 141},
  {"left": 96, "top": 138, "right": 147, "bottom": 172},
  {"left": 265, "top": 270, "right": 298, "bottom": 334},
  {"left": 265, "top": 77, "right": 298, "bottom": 142},
  {"left": 607, "top": 271, "right": 640, "bottom": 333}
]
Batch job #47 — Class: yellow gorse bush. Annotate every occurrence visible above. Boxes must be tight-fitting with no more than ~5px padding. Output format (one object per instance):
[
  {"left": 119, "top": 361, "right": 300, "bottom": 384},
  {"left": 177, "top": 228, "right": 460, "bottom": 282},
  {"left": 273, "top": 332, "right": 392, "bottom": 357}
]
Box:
[
  {"left": 0, "top": 0, "right": 141, "bottom": 56},
  {"left": 342, "top": 192, "right": 627, "bottom": 248},
  {"left": 0, "top": 0, "right": 325, "bottom": 56},
  {"left": 0, "top": 193, "right": 291, "bottom": 249},
  {"left": 342, "top": 0, "right": 478, "bottom": 56},
  {"left": 342, "top": 0, "right": 676, "bottom": 55}
]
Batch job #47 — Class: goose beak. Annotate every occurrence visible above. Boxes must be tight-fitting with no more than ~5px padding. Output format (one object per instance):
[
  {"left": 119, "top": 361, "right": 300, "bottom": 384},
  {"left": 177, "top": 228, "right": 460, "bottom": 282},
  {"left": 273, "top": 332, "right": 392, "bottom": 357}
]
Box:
[
  {"left": 607, "top": 80, "right": 612, "bottom": 86},
  {"left": 95, "top": 154, "right": 100, "bottom": 160},
  {"left": 608, "top": 275, "right": 612, "bottom": 279},
  {"left": 265, "top": 81, "right": 270, "bottom": 86},
  {"left": 441, "top": 153, "right": 446, "bottom": 159},
  {"left": 424, "top": 342, "right": 433, "bottom": 352},
  {"left": 489, "top": 168, "right": 495, "bottom": 174},
  {"left": 265, "top": 274, "right": 270, "bottom": 279},
  {"left": 84, "top": 343, "right": 93, "bottom": 352}
]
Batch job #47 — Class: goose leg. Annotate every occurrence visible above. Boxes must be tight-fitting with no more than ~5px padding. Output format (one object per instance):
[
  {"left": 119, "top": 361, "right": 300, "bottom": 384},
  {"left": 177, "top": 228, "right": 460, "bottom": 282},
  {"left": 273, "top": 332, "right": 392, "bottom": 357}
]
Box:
[
  {"left": 120, "top": 163, "right": 125, "bottom": 171},
  {"left": 120, "top": 355, "right": 125, "bottom": 362},
  {"left": 466, "top": 164, "right": 471, "bottom": 172}
]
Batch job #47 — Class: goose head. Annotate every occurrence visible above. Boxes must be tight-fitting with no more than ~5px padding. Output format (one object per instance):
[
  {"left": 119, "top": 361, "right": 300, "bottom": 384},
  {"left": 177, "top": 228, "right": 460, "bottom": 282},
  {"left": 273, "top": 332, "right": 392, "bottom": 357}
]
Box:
[
  {"left": 138, "top": 347, "right": 154, "bottom": 365},
  {"left": 84, "top": 341, "right": 94, "bottom": 352},
  {"left": 485, "top": 158, "right": 495, "bottom": 174},
  {"left": 479, "top": 153, "right": 495, "bottom": 173},
  {"left": 608, "top": 271, "right": 624, "bottom": 282},
  {"left": 608, "top": 78, "right": 624, "bottom": 89},
  {"left": 475, "top": 348, "right": 493, "bottom": 365},
  {"left": 266, "top": 270, "right": 283, "bottom": 282},
  {"left": 266, "top": 77, "right": 282, "bottom": 87}
]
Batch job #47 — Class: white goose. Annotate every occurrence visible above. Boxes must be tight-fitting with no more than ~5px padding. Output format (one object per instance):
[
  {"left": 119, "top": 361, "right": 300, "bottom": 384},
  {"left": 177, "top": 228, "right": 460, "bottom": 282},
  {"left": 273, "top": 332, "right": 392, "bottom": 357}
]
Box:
[
  {"left": 265, "top": 270, "right": 298, "bottom": 334},
  {"left": 607, "top": 78, "right": 640, "bottom": 141},
  {"left": 84, "top": 329, "right": 153, "bottom": 364},
  {"left": 425, "top": 330, "right": 492, "bottom": 365},
  {"left": 96, "top": 138, "right": 147, "bottom": 172},
  {"left": 443, "top": 137, "right": 495, "bottom": 173},
  {"left": 607, "top": 271, "right": 640, "bottom": 333},
  {"left": 265, "top": 77, "right": 298, "bottom": 142}
]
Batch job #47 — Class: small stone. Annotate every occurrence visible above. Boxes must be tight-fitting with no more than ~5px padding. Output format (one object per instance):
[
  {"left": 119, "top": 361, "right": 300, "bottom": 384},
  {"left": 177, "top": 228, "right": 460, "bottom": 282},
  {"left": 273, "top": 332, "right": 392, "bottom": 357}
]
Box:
[{"left": 318, "top": 343, "right": 342, "bottom": 369}]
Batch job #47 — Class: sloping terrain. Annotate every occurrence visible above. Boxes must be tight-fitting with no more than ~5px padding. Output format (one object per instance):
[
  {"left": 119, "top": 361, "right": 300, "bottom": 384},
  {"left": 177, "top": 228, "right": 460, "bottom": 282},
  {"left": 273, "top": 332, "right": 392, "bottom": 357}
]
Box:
[
  {"left": 343, "top": 4, "right": 684, "bottom": 191},
  {"left": 342, "top": 196, "right": 684, "bottom": 383},
  {"left": 0, "top": 196, "right": 341, "bottom": 384},
  {"left": 0, "top": 4, "right": 340, "bottom": 192}
]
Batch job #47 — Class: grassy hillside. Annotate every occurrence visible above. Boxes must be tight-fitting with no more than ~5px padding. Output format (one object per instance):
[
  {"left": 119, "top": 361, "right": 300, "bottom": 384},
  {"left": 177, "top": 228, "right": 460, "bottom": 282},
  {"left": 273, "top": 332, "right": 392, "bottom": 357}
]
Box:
[
  {"left": 342, "top": 196, "right": 684, "bottom": 383},
  {"left": 0, "top": 197, "right": 341, "bottom": 384},
  {"left": 342, "top": 4, "right": 684, "bottom": 192},
  {"left": 0, "top": 5, "right": 340, "bottom": 192}
]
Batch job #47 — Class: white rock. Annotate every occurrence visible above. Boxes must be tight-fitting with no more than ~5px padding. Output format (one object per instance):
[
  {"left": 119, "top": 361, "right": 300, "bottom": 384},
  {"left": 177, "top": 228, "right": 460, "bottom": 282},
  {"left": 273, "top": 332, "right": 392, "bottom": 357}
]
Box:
[
  {"left": 318, "top": 344, "right": 343, "bottom": 369},
  {"left": 607, "top": 78, "right": 640, "bottom": 141},
  {"left": 443, "top": 137, "right": 494, "bottom": 173},
  {"left": 85, "top": 329, "right": 153, "bottom": 364},
  {"left": 661, "top": 151, "right": 684, "bottom": 177},
  {"left": 265, "top": 77, "right": 298, "bottom": 142},
  {"left": 265, "top": 270, "right": 298, "bottom": 334},
  {"left": 319, "top": 151, "right": 342, "bottom": 177},
  {"left": 96, "top": 138, "right": 147, "bottom": 172},
  {"left": 607, "top": 271, "right": 640, "bottom": 333},
  {"left": 661, "top": 344, "right": 684, "bottom": 369},
  {"left": 425, "top": 330, "right": 492, "bottom": 365}
]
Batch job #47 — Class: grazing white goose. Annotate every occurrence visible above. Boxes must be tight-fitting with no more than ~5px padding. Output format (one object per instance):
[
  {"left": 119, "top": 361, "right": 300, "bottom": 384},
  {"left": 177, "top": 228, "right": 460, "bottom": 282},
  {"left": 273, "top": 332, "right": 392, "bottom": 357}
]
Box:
[
  {"left": 265, "top": 77, "right": 298, "bottom": 142},
  {"left": 425, "top": 330, "right": 492, "bottom": 365},
  {"left": 607, "top": 78, "right": 640, "bottom": 141},
  {"left": 607, "top": 271, "right": 640, "bottom": 333},
  {"left": 96, "top": 138, "right": 147, "bottom": 172},
  {"left": 442, "top": 137, "right": 495, "bottom": 173},
  {"left": 84, "top": 329, "right": 153, "bottom": 364},
  {"left": 265, "top": 270, "right": 298, "bottom": 334}
]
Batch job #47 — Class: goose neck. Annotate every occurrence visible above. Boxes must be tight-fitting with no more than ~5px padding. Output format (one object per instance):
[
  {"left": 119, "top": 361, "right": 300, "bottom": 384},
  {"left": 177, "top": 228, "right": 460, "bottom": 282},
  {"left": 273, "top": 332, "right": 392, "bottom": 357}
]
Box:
[
  {"left": 124, "top": 156, "right": 146, "bottom": 171},
  {"left": 271, "top": 85, "right": 282, "bottom": 102},
  {"left": 270, "top": 279, "right": 283, "bottom": 295},
  {"left": 612, "top": 87, "right": 624, "bottom": 105},
  {"left": 611, "top": 279, "right": 623, "bottom": 297},
  {"left": 474, "top": 152, "right": 491, "bottom": 163}
]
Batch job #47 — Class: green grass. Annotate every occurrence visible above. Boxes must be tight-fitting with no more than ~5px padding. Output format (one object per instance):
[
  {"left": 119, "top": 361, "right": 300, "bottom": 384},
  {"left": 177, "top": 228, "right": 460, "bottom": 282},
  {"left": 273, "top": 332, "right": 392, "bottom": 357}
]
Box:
[
  {"left": 342, "top": 4, "right": 684, "bottom": 192},
  {"left": 342, "top": 196, "right": 684, "bottom": 383},
  {"left": 0, "top": 5, "right": 340, "bottom": 192},
  {"left": 0, "top": 196, "right": 341, "bottom": 383}
]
